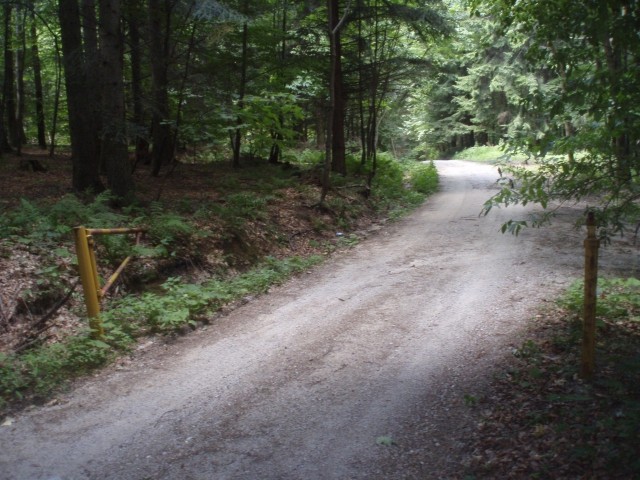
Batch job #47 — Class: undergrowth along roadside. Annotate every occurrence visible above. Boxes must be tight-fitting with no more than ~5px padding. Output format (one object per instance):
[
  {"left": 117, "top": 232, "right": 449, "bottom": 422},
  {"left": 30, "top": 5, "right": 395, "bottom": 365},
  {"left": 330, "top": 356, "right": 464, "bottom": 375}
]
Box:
[
  {"left": 451, "top": 145, "right": 529, "bottom": 164},
  {"left": 101, "top": 255, "right": 323, "bottom": 336},
  {"left": 465, "top": 277, "right": 640, "bottom": 479},
  {"left": 0, "top": 255, "right": 322, "bottom": 411},
  {"left": 0, "top": 153, "right": 438, "bottom": 415}
]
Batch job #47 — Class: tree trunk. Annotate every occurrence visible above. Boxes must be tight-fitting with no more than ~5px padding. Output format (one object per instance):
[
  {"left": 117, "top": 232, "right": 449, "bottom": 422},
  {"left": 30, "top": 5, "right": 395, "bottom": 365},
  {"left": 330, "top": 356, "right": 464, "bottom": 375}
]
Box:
[
  {"left": 3, "top": 4, "right": 19, "bottom": 152},
  {"left": 82, "top": 0, "right": 103, "bottom": 170},
  {"left": 148, "top": 0, "right": 174, "bottom": 176},
  {"left": 268, "top": 0, "right": 287, "bottom": 165},
  {"left": 232, "top": 18, "right": 249, "bottom": 169},
  {"left": 328, "top": 0, "right": 346, "bottom": 175},
  {"left": 14, "top": 6, "right": 27, "bottom": 152},
  {"left": 99, "top": 0, "right": 134, "bottom": 203},
  {"left": 322, "top": 0, "right": 349, "bottom": 202},
  {"left": 268, "top": 134, "right": 282, "bottom": 164},
  {"left": 315, "top": 101, "right": 325, "bottom": 148},
  {"left": 30, "top": 11, "right": 47, "bottom": 149},
  {"left": 548, "top": 43, "right": 575, "bottom": 163},
  {"left": 127, "top": 1, "right": 150, "bottom": 168},
  {"left": 0, "top": 6, "right": 12, "bottom": 153},
  {"left": 599, "top": 4, "right": 630, "bottom": 182},
  {"left": 357, "top": 6, "right": 366, "bottom": 167},
  {"left": 58, "top": 0, "right": 103, "bottom": 192},
  {"left": 48, "top": 34, "right": 63, "bottom": 157}
]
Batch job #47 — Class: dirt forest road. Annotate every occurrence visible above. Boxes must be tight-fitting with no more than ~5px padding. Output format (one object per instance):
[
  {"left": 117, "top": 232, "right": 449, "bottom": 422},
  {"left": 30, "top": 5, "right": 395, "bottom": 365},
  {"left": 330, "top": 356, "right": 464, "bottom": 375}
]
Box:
[{"left": 1, "top": 160, "right": 618, "bottom": 479}]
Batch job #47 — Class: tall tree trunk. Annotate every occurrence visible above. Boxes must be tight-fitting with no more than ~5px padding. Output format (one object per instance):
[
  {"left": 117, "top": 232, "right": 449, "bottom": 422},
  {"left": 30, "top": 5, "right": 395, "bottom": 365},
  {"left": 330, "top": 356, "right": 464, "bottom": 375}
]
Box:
[
  {"left": 548, "top": 43, "right": 575, "bottom": 163},
  {"left": 366, "top": 0, "right": 382, "bottom": 187},
  {"left": 0, "top": 95, "right": 9, "bottom": 153},
  {"left": 357, "top": 2, "right": 366, "bottom": 167},
  {"left": 82, "top": 0, "right": 99, "bottom": 58},
  {"left": 0, "top": 85, "right": 7, "bottom": 152},
  {"left": 99, "top": 0, "right": 134, "bottom": 203},
  {"left": 268, "top": 0, "right": 287, "bottom": 165},
  {"left": 148, "top": 0, "right": 174, "bottom": 176},
  {"left": 0, "top": 6, "right": 12, "bottom": 153},
  {"left": 599, "top": 2, "right": 630, "bottom": 182},
  {"left": 328, "top": 0, "right": 346, "bottom": 175},
  {"left": 322, "top": 0, "right": 349, "bottom": 202},
  {"left": 365, "top": 5, "right": 380, "bottom": 190},
  {"left": 315, "top": 101, "right": 325, "bottom": 148},
  {"left": 30, "top": 12, "right": 47, "bottom": 149},
  {"left": 172, "top": 19, "right": 197, "bottom": 163},
  {"left": 58, "top": 0, "right": 103, "bottom": 192},
  {"left": 48, "top": 33, "right": 63, "bottom": 157},
  {"left": 232, "top": 16, "right": 249, "bottom": 168},
  {"left": 127, "top": 0, "right": 150, "bottom": 168},
  {"left": 82, "top": 0, "right": 103, "bottom": 169},
  {"left": 3, "top": 4, "right": 19, "bottom": 152},
  {"left": 14, "top": 5, "right": 27, "bottom": 152}
]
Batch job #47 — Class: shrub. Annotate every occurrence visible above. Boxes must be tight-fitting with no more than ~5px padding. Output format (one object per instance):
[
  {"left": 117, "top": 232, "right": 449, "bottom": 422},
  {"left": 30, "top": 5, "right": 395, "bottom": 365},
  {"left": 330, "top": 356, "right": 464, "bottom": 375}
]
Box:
[
  {"left": 364, "top": 153, "right": 439, "bottom": 216},
  {"left": 0, "top": 333, "right": 116, "bottom": 409},
  {"left": 371, "top": 153, "right": 405, "bottom": 197},
  {"left": 145, "top": 205, "right": 198, "bottom": 258},
  {"left": 408, "top": 161, "right": 438, "bottom": 195},
  {"left": 560, "top": 277, "right": 640, "bottom": 320}
]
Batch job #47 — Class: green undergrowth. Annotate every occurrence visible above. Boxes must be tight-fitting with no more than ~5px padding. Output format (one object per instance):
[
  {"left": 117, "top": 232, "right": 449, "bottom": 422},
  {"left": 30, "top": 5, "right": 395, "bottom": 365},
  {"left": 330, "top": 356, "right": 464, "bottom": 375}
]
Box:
[
  {"left": 0, "top": 153, "right": 439, "bottom": 414},
  {"left": 0, "top": 255, "right": 322, "bottom": 411},
  {"left": 452, "top": 145, "right": 528, "bottom": 164},
  {"left": 467, "top": 277, "right": 640, "bottom": 478},
  {"left": 102, "top": 255, "right": 322, "bottom": 335},
  {"left": 364, "top": 154, "right": 438, "bottom": 218}
]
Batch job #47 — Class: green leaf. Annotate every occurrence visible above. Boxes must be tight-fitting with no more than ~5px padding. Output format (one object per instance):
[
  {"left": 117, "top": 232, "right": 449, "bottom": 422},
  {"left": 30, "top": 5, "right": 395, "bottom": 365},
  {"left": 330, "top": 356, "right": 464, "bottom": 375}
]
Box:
[
  {"left": 53, "top": 247, "right": 72, "bottom": 258},
  {"left": 89, "top": 340, "right": 111, "bottom": 350},
  {"left": 376, "top": 435, "right": 396, "bottom": 446}
]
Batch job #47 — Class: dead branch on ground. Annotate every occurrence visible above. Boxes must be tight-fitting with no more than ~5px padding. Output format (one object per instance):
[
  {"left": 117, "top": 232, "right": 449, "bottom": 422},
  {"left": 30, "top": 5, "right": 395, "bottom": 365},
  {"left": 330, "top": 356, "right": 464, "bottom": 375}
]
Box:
[{"left": 14, "top": 280, "right": 79, "bottom": 353}]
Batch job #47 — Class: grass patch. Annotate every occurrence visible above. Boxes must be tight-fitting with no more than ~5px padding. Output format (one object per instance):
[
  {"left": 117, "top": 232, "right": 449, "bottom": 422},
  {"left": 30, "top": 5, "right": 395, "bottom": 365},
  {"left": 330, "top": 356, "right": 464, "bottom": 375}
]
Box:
[
  {"left": 407, "top": 161, "right": 439, "bottom": 195},
  {"left": 366, "top": 154, "right": 438, "bottom": 218},
  {"left": 452, "top": 145, "right": 529, "bottom": 164}
]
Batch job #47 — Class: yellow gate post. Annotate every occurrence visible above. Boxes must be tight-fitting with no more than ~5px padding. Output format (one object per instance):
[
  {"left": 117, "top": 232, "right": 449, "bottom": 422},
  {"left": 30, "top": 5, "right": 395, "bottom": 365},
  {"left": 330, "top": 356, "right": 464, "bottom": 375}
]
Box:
[
  {"left": 581, "top": 212, "right": 600, "bottom": 380},
  {"left": 73, "top": 226, "right": 146, "bottom": 339},
  {"left": 74, "top": 226, "right": 103, "bottom": 338}
]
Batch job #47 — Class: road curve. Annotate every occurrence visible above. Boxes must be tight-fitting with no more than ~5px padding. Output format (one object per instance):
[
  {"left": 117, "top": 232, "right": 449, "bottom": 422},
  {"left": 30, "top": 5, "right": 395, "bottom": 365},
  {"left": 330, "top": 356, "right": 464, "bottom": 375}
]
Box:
[{"left": 1, "top": 161, "right": 586, "bottom": 479}]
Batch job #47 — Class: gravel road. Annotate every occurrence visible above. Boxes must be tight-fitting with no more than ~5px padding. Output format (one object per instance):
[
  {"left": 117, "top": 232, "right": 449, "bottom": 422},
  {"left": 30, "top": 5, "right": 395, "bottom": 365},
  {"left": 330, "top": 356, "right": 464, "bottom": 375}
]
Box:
[{"left": 1, "top": 160, "right": 614, "bottom": 479}]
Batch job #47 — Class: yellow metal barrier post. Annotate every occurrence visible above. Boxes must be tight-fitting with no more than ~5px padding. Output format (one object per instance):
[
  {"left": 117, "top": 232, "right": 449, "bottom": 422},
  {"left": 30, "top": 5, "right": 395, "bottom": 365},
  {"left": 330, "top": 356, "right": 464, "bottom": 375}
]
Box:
[
  {"left": 74, "top": 226, "right": 103, "bottom": 338},
  {"left": 74, "top": 226, "right": 146, "bottom": 339}
]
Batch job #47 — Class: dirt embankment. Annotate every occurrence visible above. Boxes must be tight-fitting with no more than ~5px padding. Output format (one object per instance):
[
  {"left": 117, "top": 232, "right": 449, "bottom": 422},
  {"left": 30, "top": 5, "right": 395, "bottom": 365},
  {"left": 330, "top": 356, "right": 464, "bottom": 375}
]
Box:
[{"left": 1, "top": 160, "right": 636, "bottom": 479}]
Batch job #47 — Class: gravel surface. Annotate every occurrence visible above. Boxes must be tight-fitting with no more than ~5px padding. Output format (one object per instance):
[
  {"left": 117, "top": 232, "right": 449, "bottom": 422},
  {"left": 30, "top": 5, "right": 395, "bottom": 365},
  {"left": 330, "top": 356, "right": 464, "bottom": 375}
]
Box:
[{"left": 1, "top": 160, "right": 607, "bottom": 479}]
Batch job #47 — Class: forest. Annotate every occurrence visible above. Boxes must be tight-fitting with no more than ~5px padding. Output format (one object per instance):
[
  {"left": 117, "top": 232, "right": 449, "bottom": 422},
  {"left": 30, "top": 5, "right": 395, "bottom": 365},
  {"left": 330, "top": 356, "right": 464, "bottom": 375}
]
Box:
[
  {"left": 1, "top": 0, "right": 640, "bottom": 477},
  {"left": 1, "top": 0, "right": 639, "bottom": 226}
]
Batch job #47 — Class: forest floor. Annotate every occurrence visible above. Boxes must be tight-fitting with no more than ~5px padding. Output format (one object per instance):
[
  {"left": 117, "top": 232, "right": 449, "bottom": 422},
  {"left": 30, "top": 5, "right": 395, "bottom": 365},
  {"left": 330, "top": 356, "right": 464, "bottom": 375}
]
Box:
[
  {"left": 0, "top": 148, "right": 380, "bottom": 355},
  {"left": 1, "top": 155, "right": 639, "bottom": 478}
]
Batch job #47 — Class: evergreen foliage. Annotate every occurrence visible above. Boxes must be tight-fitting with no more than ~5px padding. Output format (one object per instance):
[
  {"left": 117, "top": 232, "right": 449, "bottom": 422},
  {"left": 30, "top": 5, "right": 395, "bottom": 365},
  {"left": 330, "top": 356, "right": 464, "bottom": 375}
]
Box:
[{"left": 471, "top": 0, "right": 640, "bottom": 235}]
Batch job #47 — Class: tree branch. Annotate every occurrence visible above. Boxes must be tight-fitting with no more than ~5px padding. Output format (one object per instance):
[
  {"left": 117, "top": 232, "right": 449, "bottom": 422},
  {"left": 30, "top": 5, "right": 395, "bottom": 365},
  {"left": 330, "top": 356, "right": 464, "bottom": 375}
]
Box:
[{"left": 14, "top": 280, "right": 80, "bottom": 353}]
